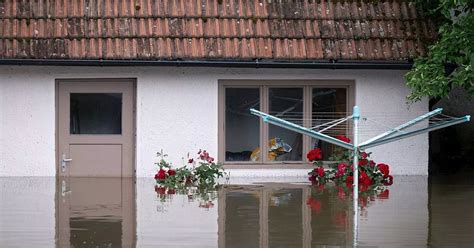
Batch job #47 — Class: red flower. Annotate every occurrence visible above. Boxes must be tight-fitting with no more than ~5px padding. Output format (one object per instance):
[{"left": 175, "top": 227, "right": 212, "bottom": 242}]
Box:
[
  {"left": 359, "top": 171, "right": 372, "bottom": 186},
  {"left": 308, "top": 175, "right": 317, "bottom": 183},
  {"left": 361, "top": 152, "right": 368, "bottom": 159},
  {"left": 156, "top": 169, "right": 167, "bottom": 181},
  {"left": 383, "top": 175, "right": 394, "bottom": 186},
  {"left": 306, "top": 197, "right": 322, "bottom": 212},
  {"left": 167, "top": 188, "right": 176, "bottom": 195},
  {"left": 377, "top": 163, "right": 390, "bottom": 178},
  {"left": 168, "top": 169, "right": 176, "bottom": 176},
  {"left": 188, "top": 158, "right": 194, "bottom": 163},
  {"left": 316, "top": 167, "right": 325, "bottom": 177},
  {"left": 335, "top": 163, "right": 347, "bottom": 178},
  {"left": 358, "top": 159, "right": 368, "bottom": 166},
  {"left": 345, "top": 176, "right": 354, "bottom": 187},
  {"left": 307, "top": 148, "right": 322, "bottom": 161},
  {"left": 154, "top": 186, "right": 166, "bottom": 195},
  {"left": 336, "top": 135, "right": 351, "bottom": 143},
  {"left": 369, "top": 161, "right": 376, "bottom": 167},
  {"left": 378, "top": 189, "right": 390, "bottom": 199}
]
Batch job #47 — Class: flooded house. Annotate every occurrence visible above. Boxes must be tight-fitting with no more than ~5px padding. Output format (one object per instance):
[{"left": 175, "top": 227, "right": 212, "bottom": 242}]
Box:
[{"left": 0, "top": 0, "right": 436, "bottom": 178}]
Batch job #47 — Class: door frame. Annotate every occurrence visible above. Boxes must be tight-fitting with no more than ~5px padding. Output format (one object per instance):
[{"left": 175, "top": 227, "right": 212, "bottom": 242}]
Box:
[{"left": 55, "top": 78, "right": 137, "bottom": 178}]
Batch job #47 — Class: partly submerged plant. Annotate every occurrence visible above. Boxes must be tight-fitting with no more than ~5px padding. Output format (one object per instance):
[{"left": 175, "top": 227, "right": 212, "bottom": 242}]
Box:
[
  {"left": 307, "top": 136, "right": 393, "bottom": 189},
  {"left": 154, "top": 149, "right": 226, "bottom": 190}
]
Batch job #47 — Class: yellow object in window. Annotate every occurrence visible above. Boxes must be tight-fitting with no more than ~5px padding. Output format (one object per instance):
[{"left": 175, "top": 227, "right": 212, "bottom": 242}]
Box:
[{"left": 250, "top": 137, "right": 292, "bottom": 161}]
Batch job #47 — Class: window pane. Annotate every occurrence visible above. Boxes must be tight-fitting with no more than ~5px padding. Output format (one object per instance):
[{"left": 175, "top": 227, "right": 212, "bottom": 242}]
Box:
[
  {"left": 225, "top": 88, "right": 260, "bottom": 161},
  {"left": 311, "top": 88, "right": 347, "bottom": 159},
  {"left": 70, "top": 93, "right": 122, "bottom": 134},
  {"left": 269, "top": 88, "right": 303, "bottom": 161}
]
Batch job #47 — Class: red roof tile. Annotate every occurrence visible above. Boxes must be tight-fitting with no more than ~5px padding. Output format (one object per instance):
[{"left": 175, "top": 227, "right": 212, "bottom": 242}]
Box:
[{"left": 0, "top": 0, "right": 436, "bottom": 61}]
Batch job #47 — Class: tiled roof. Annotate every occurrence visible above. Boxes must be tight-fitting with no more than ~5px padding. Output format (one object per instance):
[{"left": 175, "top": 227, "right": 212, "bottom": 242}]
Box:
[{"left": 0, "top": 0, "right": 436, "bottom": 61}]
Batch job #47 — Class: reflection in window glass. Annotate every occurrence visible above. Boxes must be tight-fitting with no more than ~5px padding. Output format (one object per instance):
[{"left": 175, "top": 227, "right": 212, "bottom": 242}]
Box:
[
  {"left": 268, "top": 189, "right": 303, "bottom": 247},
  {"left": 225, "top": 88, "right": 260, "bottom": 161},
  {"left": 269, "top": 88, "right": 303, "bottom": 161},
  {"left": 225, "top": 191, "right": 260, "bottom": 248},
  {"left": 311, "top": 88, "right": 347, "bottom": 159},
  {"left": 70, "top": 93, "right": 122, "bottom": 134}
]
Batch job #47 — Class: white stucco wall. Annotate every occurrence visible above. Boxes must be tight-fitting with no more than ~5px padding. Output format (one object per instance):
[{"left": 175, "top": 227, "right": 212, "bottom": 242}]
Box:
[{"left": 0, "top": 66, "right": 428, "bottom": 177}]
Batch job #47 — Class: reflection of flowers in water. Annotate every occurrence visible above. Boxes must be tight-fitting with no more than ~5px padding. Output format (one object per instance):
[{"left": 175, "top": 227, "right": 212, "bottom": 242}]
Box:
[
  {"left": 306, "top": 183, "right": 391, "bottom": 216},
  {"left": 154, "top": 184, "right": 219, "bottom": 212},
  {"left": 306, "top": 197, "right": 322, "bottom": 212},
  {"left": 199, "top": 201, "right": 215, "bottom": 209}
]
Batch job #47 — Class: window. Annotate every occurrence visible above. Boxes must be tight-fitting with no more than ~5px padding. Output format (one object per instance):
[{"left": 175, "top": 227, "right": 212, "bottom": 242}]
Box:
[
  {"left": 219, "top": 81, "right": 353, "bottom": 165},
  {"left": 70, "top": 93, "right": 122, "bottom": 134}
]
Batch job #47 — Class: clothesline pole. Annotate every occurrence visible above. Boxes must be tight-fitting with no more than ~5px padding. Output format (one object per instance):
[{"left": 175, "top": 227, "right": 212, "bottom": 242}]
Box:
[{"left": 352, "top": 106, "right": 360, "bottom": 247}]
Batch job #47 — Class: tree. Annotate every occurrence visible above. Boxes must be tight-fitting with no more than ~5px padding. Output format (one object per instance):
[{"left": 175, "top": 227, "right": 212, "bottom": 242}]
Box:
[{"left": 406, "top": 0, "right": 474, "bottom": 103}]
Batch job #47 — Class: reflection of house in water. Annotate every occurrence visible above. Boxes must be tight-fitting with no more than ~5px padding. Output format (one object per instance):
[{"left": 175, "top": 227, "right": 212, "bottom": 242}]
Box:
[{"left": 218, "top": 184, "right": 353, "bottom": 248}]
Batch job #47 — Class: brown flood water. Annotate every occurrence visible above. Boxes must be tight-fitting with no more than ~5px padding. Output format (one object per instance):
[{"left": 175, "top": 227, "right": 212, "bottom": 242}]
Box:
[{"left": 0, "top": 175, "right": 473, "bottom": 247}]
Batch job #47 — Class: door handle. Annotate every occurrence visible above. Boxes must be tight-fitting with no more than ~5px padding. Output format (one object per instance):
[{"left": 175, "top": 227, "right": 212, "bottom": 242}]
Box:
[{"left": 61, "top": 154, "right": 72, "bottom": 173}]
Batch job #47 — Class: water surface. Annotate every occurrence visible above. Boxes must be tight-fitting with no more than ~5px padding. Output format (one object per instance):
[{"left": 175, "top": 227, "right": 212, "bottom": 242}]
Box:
[{"left": 0, "top": 176, "right": 473, "bottom": 247}]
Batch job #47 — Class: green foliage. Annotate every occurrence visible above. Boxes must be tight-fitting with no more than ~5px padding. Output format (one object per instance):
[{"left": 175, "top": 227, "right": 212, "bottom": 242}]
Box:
[
  {"left": 406, "top": 0, "right": 474, "bottom": 102},
  {"left": 193, "top": 160, "right": 225, "bottom": 186}
]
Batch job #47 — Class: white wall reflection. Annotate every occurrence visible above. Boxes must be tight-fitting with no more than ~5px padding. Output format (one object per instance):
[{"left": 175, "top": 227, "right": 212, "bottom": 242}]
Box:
[
  {"left": 136, "top": 178, "right": 219, "bottom": 247},
  {"left": 0, "top": 177, "right": 56, "bottom": 247}
]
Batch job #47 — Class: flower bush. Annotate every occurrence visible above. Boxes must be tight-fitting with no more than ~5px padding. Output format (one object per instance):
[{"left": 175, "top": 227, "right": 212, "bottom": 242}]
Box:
[
  {"left": 154, "top": 149, "right": 226, "bottom": 190},
  {"left": 307, "top": 136, "right": 393, "bottom": 189}
]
